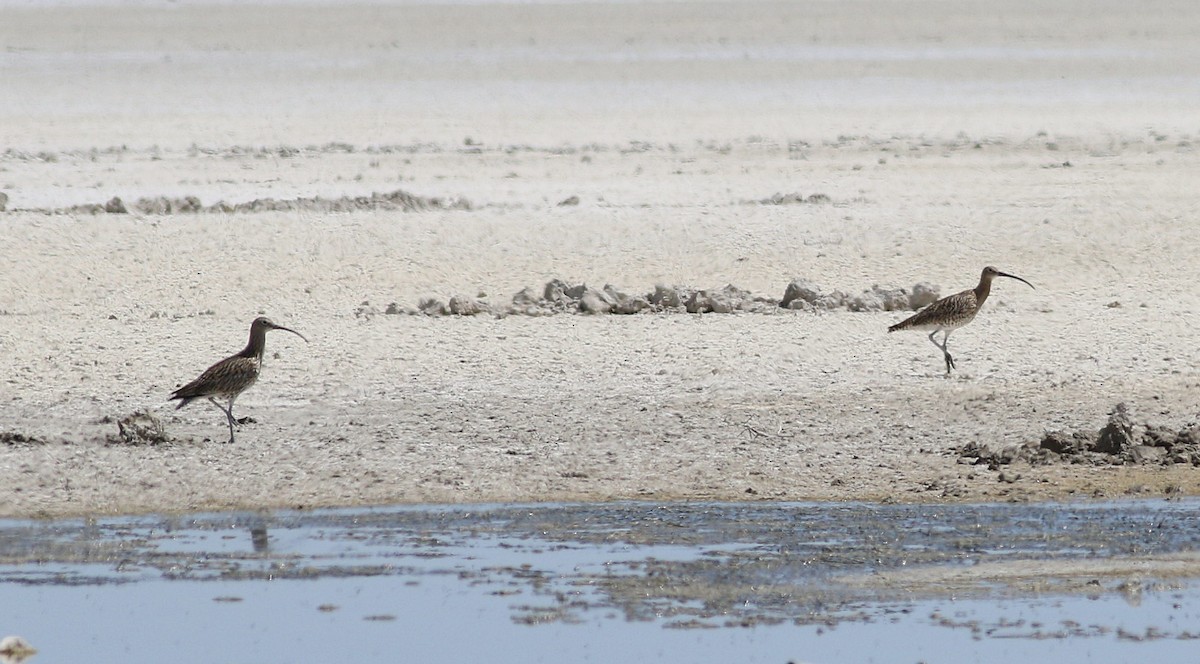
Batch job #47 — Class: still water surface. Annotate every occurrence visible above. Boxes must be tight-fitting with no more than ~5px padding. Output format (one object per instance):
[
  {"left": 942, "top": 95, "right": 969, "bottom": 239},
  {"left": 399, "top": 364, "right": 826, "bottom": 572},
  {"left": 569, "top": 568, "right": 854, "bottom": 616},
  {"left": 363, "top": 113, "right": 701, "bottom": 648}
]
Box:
[{"left": 2, "top": 500, "right": 1199, "bottom": 663}]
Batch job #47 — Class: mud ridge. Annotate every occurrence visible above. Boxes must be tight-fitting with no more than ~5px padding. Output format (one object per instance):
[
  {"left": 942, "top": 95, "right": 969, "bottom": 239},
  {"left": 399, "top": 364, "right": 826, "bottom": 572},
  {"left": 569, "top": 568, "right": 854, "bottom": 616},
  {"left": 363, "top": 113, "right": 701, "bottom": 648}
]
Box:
[
  {"left": 15, "top": 189, "right": 470, "bottom": 216},
  {"left": 360, "top": 278, "right": 941, "bottom": 318}
]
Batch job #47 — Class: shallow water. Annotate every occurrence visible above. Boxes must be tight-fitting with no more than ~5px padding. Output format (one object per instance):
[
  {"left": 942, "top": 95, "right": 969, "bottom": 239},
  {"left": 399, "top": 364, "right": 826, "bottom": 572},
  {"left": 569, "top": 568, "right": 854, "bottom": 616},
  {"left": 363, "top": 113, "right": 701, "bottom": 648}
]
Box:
[{"left": 3, "top": 500, "right": 1200, "bottom": 663}]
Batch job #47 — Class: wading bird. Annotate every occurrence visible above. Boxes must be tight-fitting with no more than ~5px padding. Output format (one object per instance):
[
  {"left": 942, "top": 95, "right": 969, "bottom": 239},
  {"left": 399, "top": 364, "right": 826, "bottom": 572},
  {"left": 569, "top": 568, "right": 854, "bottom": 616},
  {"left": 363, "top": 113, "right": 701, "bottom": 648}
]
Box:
[
  {"left": 889, "top": 266, "right": 1033, "bottom": 375},
  {"left": 169, "top": 317, "right": 308, "bottom": 443}
]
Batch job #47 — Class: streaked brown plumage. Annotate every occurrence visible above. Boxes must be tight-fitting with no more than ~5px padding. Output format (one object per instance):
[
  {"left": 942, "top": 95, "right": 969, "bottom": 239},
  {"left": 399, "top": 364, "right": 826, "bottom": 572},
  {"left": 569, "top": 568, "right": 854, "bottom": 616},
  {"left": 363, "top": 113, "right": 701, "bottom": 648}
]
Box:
[
  {"left": 889, "top": 266, "right": 1033, "bottom": 375},
  {"left": 169, "top": 317, "right": 308, "bottom": 443}
]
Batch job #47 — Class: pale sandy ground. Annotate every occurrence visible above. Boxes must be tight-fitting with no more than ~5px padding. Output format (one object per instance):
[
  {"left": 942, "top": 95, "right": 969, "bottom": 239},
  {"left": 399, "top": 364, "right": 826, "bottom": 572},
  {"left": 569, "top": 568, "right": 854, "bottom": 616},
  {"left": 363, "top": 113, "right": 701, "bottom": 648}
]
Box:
[{"left": 2, "top": 0, "right": 1200, "bottom": 518}]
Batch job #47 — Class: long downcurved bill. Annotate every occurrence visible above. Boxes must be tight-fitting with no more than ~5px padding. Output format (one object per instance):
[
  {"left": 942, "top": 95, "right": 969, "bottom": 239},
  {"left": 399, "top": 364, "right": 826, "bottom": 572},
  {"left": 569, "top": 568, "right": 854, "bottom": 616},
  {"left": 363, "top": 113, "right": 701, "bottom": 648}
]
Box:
[
  {"left": 273, "top": 325, "right": 309, "bottom": 343},
  {"left": 996, "top": 272, "right": 1035, "bottom": 289}
]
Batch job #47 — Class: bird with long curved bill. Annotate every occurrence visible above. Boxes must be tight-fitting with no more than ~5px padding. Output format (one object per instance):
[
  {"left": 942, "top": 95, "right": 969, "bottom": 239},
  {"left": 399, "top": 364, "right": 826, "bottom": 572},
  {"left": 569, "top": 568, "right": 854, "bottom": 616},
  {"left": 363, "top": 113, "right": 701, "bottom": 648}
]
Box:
[
  {"left": 169, "top": 317, "right": 308, "bottom": 443},
  {"left": 889, "top": 266, "right": 1033, "bottom": 376}
]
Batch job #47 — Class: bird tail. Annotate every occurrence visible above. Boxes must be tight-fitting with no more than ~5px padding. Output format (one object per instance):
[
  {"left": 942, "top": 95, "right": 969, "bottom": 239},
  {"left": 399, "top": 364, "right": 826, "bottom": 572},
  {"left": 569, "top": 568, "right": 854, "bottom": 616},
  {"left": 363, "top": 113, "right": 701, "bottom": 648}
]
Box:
[
  {"left": 168, "top": 393, "right": 194, "bottom": 409},
  {"left": 887, "top": 318, "right": 911, "bottom": 333}
]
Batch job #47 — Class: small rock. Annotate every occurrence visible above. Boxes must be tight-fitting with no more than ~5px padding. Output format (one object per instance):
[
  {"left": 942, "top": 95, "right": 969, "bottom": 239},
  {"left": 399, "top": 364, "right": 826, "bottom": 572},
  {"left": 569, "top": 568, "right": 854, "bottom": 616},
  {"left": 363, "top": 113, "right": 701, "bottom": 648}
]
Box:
[
  {"left": 998, "top": 470, "right": 1020, "bottom": 484},
  {"left": 578, "top": 289, "right": 613, "bottom": 314},
  {"left": 105, "top": 196, "right": 127, "bottom": 214},
  {"left": 683, "top": 286, "right": 747, "bottom": 314},
  {"left": 854, "top": 285, "right": 911, "bottom": 311},
  {"left": 557, "top": 195, "right": 580, "bottom": 206},
  {"left": 872, "top": 285, "right": 911, "bottom": 311},
  {"left": 1130, "top": 445, "right": 1166, "bottom": 464},
  {"left": 543, "top": 279, "right": 587, "bottom": 307},
  {"left": 68, "top": 203, "right": 106, "bottom": 215},
  {"left": 354, "top": 302, "right": 381, "bottom": 318},
  {"left": 847, "top": 291, "right": 883, "bottom": 312},
  {"left": 729, "top": 285, "right": 770, "bottom": 312},
  {"left": 1040, "top": 431, "right": 1093, "bottom": 455},
  {"left": 1174, "top": 425, "right": 1200, "bottom": 447},
  {"left": 814, "top": 291, "right": 848, "bottom": 310},
  {"left": 1094, "top": 402, "right": 1135, "bottom": 455},
  {"left": 563, "top": 282, "right": 588, "bottom": 300},
  {"left": 604, "top": 285, "right": 649, "bottom": 314},
  {"left": 649, "top": 284, "right": 690, "bottom": 310},
  {"left": 909, "top": 282, "right": 940, "bottom": 309},
  {"left": 417, "top": 297, "right": 448, "bottom": 316},
  {"left": 996, "top": 446, "right": 1022, "bottom": 465},
  {"left": 134, "top": 195, "right": 204, "bottom": 214},
  {"left": 542, "top": 279, "right": 570, "bottom": 304},
  {"left": 757, "top": 192, "right": 831, "bottom": 205},
  {"left": 111, "top": 410, "right": 171, "bottom": 445},
  {"left": 512, "top": 286, "right": 542, "bottom": 307},
  {"left": 448, "top": 295, "right": 487, "bottom": 316},
  {"left": 761, "top": 192, "right": 806, "bottom": 205},
  {"left": 780, "top": 279, "right": 823, "bottom": 308},
  {"left": 685, "top": 290, "right": 715, "bottom": 314}
]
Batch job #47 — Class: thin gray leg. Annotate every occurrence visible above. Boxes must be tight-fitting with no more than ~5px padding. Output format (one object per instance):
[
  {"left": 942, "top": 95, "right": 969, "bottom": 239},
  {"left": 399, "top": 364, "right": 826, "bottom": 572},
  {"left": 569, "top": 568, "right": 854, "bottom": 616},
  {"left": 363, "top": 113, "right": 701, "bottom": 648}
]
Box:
[
  {"left": 927, "top": 329, "right": 955, "bottom": 375},
  {"left": 208, "top": 396, "right": 237, "bottom": 444},
  {"left": 226, "top": 395, "right": 239, "bottom": 444},
  {"left": 941, "top": 330, "right": 955, "bottom": 374}
]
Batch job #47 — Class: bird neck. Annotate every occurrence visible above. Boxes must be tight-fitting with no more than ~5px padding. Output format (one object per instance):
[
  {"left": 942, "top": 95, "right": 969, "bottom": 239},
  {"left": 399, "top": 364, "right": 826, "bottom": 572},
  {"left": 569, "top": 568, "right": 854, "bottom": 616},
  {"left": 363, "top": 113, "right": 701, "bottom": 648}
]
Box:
[
  {"left": 240, "top": 326, "right": 269, "bottom": 361},
  {"left": 974, "top": 276, "right": 993, "bottom": 306}
]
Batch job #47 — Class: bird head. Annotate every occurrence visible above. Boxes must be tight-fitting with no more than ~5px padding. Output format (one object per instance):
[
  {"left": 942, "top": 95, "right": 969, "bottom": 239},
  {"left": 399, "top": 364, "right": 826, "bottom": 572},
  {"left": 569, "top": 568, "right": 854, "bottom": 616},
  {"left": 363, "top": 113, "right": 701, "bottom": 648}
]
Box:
[
  {"left": 982, "top": 266, "right": 1034, "bottom": 289},
  {"left": 252, "top": 317, "right": 309, "bottom": 342}
]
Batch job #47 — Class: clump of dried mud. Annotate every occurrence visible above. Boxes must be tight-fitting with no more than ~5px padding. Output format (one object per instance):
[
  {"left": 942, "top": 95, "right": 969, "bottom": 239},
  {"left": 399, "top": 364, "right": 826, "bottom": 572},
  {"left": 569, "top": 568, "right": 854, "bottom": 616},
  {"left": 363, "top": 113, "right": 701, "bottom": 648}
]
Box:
[
  {"left": 748, "top": 191, "right": 833, "bottom": 205},
  {"left": 364, "top": 278, "right": 941, "bottom": 318},
  {"left": 105, "top": 411, "right": 172, "bottom": 446},
  {"left": 0, "top": 432, "right": 47, "bottom": 446},
  {"left": 958, "top": 403, "right": 1200, "bottom": 469}
]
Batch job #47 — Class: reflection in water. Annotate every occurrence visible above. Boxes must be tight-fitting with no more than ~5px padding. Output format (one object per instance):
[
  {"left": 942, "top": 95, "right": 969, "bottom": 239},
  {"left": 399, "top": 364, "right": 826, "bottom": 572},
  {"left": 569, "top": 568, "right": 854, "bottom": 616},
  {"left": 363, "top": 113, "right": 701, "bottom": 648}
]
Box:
[
  {"left": 250, "top": 525, "right": 269, "bottom": 553},
  {"left": 0, "top": 636, "right": 37, "bottom": 664}
]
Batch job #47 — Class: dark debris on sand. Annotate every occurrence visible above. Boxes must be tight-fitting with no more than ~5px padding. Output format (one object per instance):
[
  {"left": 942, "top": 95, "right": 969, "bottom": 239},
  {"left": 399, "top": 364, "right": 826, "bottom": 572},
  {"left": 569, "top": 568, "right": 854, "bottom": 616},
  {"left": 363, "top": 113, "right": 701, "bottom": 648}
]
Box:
[
  {"left": 106, "top": 410, "right": 173, "bottom": 446},
  {"left": 1, "top": 431, "right": 48, "bottom": 446}
]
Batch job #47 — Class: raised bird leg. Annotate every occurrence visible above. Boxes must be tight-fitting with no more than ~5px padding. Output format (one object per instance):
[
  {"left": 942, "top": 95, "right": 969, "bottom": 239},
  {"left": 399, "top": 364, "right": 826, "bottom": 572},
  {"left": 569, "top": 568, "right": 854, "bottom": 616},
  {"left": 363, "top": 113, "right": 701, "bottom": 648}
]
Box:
[
  {"left": 208, "top": 396, "right": 238, "bottom": 444},
  {"left": 927, "top": 329, "right": 956, "bottom": 376}
]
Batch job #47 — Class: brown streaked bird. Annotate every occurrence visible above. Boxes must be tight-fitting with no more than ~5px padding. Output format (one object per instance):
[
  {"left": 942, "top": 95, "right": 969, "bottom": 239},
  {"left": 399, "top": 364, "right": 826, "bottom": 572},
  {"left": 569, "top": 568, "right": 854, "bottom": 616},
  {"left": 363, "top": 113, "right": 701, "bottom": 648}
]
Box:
[
  {"left": 169, "top": 317, "right": 308, "bottom": 443},
  {"left": 888, "top": 266, "right": 1033, "bottom": 376}
]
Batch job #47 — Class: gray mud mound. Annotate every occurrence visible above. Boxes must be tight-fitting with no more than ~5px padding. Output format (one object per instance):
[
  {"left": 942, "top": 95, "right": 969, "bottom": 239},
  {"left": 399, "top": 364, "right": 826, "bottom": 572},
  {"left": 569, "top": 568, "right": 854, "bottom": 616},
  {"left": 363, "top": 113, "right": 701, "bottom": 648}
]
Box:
[
  {"left": 396, "top": 278, "right": 940, "bottom": 318},
  {"left": 958, "top": 402, "right": 1200, "bottom": 469},
  {"left": 108, "top": 410, "right": 172, "bottom": 446}
]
